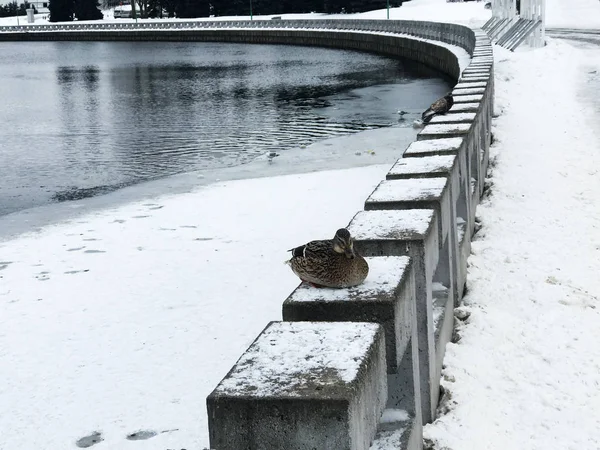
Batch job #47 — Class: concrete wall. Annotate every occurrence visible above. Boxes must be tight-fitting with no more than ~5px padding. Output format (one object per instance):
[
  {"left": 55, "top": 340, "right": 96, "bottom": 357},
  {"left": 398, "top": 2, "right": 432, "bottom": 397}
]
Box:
[{"left": 0, "top": 19, "right": 493, "bottom": 449}]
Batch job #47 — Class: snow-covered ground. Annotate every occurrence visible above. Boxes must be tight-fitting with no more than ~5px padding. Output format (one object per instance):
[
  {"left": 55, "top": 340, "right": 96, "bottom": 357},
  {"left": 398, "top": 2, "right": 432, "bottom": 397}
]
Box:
[
  {"left": 424, "top": 25, "right": 600, "bottom": 450},
  {"left": 2, "top": 0, "right": 600, "bottom": 449}
]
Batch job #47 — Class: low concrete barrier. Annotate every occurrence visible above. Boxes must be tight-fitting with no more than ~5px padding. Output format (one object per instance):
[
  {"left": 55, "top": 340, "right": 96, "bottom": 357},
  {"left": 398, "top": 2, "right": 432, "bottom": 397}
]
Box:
[{"left": 201, "top": 20, "right": 493, "bottom": 450}]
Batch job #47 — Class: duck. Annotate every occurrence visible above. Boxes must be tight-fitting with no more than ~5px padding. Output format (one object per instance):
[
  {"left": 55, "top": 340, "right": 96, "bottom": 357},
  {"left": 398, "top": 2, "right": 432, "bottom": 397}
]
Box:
[
  {"left": 422, "top": 92, "right": 454, "bottom": 123},
  {"left": 286, "top": 228, "right": 369, "bottom": 288}
]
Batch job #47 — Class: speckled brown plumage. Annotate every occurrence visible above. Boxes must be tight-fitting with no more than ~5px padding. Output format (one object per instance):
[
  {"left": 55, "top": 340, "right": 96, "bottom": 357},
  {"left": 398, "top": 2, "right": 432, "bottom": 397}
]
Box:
[
  {"left": 286, "top": 230, "right": 369, "bottom": 288},
  {"left": 422, "top": 93, "right": 454, "bottom": 123}
]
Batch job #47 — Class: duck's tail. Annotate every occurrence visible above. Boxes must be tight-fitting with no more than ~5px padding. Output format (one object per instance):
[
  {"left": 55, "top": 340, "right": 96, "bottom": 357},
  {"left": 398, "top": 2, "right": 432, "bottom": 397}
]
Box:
[{"left": 422, "top": 108, "right": 436, "bottom": 123}]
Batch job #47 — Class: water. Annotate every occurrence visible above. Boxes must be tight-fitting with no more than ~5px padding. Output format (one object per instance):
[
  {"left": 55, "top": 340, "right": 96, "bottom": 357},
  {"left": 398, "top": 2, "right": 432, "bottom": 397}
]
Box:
[{"left": 0, "top": 41, "right": 452, "bottom": 217}]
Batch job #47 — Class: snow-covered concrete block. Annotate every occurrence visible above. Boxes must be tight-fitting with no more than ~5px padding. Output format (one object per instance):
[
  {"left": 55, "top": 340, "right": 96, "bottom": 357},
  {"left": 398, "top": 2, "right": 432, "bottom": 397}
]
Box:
[
  {"left": 455, "top": 80, "right": 488, "bottom": 89},
  {"left": 385, "top": 156, "right": 469, "bottom": 299},
  {"left": 365, "top": 178, "right": 452, "bottom": 248},
  {"left": 405, "top": 138, "right": 478, "bottom": 234},
  {"left": 471, "top": 55, "right": 493, "bottom": 61},
  {"left": 364, "top": 178, "right": 458, "bottom": 309},
  {"left": 207, "top": 321, "right": 387, "bottom": 450},
  {"left": 429, "top": 112, "right": 476, "bottom": 124},
  {"left": 282, "top": 256, "right": 421, "bottom": 418},
  {"left": 453, "top": 86, "right": 486, "bottom": 96},
  {"left": 387, "top": 155, "right": 457, "bottom": 180},
  {"left": 282, "top": 257, "right": 413, "bottom": 374},
  {"left": 449, "top": 102, "right": 480, "bottom": 113},
  {"left": 459, "top": 75, "right": 490, "bottom": 82},
  {"left": 403, "top": 137, "right": 464, "bottom": 157},
  {"left": 467, "top": 64, "right": 492, "bottom": 71},
  {"left": 461, "top": 70, "right": 491, "bottom": 77},
  {"left": 417, "top": 123, "right": 471, "bottom": 140},
  {"left": 452, "top": 86, "right": 486, "bottom": 97},
  {"left": 346, "top": 210, "right": 440, "bottom": 423},
  {"left": 452, "top": 94, "right": 483, "bottom": 103}
]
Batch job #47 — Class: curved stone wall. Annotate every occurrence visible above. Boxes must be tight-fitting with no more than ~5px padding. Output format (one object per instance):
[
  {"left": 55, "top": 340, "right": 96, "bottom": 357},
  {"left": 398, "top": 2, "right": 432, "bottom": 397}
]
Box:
[{"left": 0, "top": 20, "right": 476, "bottom": 80}]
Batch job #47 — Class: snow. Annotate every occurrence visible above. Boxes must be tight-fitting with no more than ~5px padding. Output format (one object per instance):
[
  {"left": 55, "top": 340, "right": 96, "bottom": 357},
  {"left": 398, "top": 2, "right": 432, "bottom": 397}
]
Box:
[
  {"left": 347, "top": 210, "right": 435, "bottom": 241},
  {"left": 456, "top": 81, "right": 488, "bottom": 88},
  {"left": 0, "top": 164, "right": 393, "bottom": 449},
  {"left": 546, "top": 0, "right": 600, "bottom": 29},
  {"left": 366, "top": 178, "right": 447, "bottom": 203},
  {"left": 448, "top": 102, "right": 480, "bottom": 113},
  {"left": 452, "top": 87, "right": 486, "bottom": 95},
  {"left": 429, "top": 112, "right": 476, "bottom": 124},
  {"left": 387, "top": 155, "right": 456, "bottom": 177},
  {"left": 452, "top": 94, "right": 484, "bottom": 103},
  {"left": 380, "top": 408, "right": 410, "bottom": 423},
  {"left": 213, "top": 321, "right": 381, "bottom": 397},
  {"left": 423, "top": 34, "right": 600, "bottom": 450},
  {"left": 286, "top": 256, "right": 411, "bottom": 303},
  {"left": 404, "top": 137, "right": 464, "bottom": 155},
  {"left": 419, "top": 123, "right": 472, "bottom": 136}
]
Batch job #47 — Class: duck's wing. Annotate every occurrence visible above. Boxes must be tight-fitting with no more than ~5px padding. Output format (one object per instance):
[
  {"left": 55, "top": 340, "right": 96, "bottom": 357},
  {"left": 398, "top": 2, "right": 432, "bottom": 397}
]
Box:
[
  {"left": 288, "top": 239, "right": 331, "bottom": 259},
  {"left": 422, "top": 96, "right": 450, "bottom": 122}
]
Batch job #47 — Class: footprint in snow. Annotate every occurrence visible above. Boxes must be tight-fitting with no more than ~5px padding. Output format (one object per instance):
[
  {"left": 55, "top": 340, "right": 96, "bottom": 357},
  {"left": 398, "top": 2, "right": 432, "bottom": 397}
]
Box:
[
  {"left": 132, "top": 215, "right": 150, "bottom": 219},
  {"left": 180, "top": 225, "right": 197, "bottom": 229},
  {"left": 112, "top": 219, "right": 126, "bottom": 224},
  {"left": 76, "top": 431, "right": 103, "bottom": 448},
  {"left": 67, "top": 247, "right": 85, "bottom": 252},
  {"left": 35, "top": 272, "right": 50, "bottom": 281},
  {"left": 82, "top": 238, "right": 100, "bottom": 242},
  {"left": 126, "top": 428, "right": 179, "bottom": 441},
  {"left": 84, "top": 250, "right": 106, "bottom": 254}
]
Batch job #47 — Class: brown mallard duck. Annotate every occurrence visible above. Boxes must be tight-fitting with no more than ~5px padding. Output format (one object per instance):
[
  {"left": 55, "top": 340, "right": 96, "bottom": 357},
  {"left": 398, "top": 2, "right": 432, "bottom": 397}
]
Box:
[
  {"left": 422, "top": 92, "right": 454, "bottom": 123},
  {"left": 286, "top": 228, "right": 369, "bottom": 288}
]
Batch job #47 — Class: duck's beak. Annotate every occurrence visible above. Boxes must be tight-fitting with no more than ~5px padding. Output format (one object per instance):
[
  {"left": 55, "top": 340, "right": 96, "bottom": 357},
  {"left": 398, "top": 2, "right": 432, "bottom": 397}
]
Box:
[{"left": 344, "top": 246, "right": 355, "bottom": 259}]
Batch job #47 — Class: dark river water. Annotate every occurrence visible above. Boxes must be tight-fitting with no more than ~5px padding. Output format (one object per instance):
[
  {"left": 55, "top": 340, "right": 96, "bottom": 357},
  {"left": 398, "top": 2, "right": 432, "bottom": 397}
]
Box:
[{"left": 0, "top": 41, "right": 452, "bottom": 217}]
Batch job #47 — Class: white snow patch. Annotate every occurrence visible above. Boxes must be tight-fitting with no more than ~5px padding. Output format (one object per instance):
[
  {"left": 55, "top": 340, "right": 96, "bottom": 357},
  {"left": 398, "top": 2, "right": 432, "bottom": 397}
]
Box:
[
  {"left": 388, "top": 155, "right": 456, "bottom": 176},
  {"left": 380, "top": 408, "right": 410, "bottom": 423},
  {"left": 348, "top": 210, "right": 435, "bottom": 240},
  {"left": 214, "top": 321, "right": 381, "bottom": 396},
  {"left": 546, "top": 0, "right": 600, "bottom": 29},
  {"left": 429, "top": 112, "right": 476, "bottom": 123},
  {"left": 449, "top": 102, "right": 480, "bottom": 113},
  {"left": 453, "top": 94, "right": 484, "bottom": 103},
  {"left": 404, "top": 137, "right": 464, "bottom": 155},
  {"left": 366, "top": 178, "right": 447, "bottom": 203},
  {"left": 419, "top": 123, "right": 472, "bottom": 135},
  {"left": 456, "top": 81, "right": 489, "bottom": 88},
  {"left": 452, "top": 87, "right": 486, "bottom": 95},
  {"left": 287, "top": 256, "right": 411, "bottom": 303}
]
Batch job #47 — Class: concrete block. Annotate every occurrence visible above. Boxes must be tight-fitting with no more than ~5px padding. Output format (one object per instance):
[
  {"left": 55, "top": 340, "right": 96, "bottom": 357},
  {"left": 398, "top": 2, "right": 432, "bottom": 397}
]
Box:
[
  {"left": 417, "top": 123, "right": 471, "bottom": 140},
  {"left": 428, "top": 112, "right": 476, "bottom": 124},
  {"left": 448, "top": 102, "right": 480, "bottom": 113},
  {"left": 346, "top": 210, "right": 439, "bottom": 423},
  {"left": 459, "top": 75, "right": 490, "bottom": 82},
  {"left": 453, "top": 86, "right": 486, "bottom": 96},
  {"left": 282, "top": 256, "right": 421, "bottom": 419},
  {"left": 455, "top": 80, "right": 488, "bottom": 89},
  {"left": 403, "top": 138, "right": 477, "bottom": 235},
  {"left": 364, "top": 177, "right": 458, "bottom": 308},
  {"left": 386, "top": 155, "right": 469, "bottom": 298},
  {"left": 452, "top": 93, "right": 483, "bottom": 103},
  {"left": 207, "top": 321, "right": 387, "bottom": 450}
]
